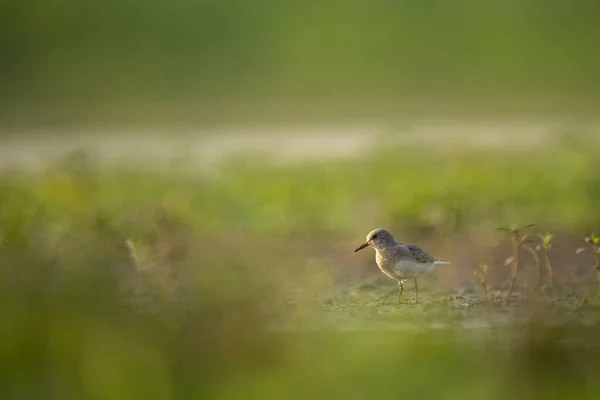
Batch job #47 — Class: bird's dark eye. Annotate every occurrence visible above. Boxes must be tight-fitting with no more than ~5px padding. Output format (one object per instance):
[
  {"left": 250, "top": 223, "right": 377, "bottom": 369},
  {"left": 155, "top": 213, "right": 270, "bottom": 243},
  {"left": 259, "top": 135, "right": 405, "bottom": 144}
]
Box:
[{"left": 372, "top": 235, "right": 378, "bottom": 239}]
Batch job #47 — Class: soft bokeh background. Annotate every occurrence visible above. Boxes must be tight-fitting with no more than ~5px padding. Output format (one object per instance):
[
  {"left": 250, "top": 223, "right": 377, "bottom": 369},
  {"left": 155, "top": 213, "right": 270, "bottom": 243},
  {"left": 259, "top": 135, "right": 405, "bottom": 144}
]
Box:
[
  {"left": 3, "top": 0, "right": 600, "bottom": 126},
  {"left": 2, "top": 1, "right": 600, "bottom": 399}
]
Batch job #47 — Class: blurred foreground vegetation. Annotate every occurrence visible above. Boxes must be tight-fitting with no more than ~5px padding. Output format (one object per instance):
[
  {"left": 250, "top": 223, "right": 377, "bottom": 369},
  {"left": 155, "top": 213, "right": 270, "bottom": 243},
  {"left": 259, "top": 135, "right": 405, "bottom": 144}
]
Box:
[{"left": 2, "top": 137, "right": 600, "bottom": 398}]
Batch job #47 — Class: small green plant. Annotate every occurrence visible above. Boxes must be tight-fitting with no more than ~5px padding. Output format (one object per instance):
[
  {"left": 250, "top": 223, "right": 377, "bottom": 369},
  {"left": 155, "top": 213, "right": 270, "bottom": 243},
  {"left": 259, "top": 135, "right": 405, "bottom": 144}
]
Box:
[
  {"left": 534, "top": 233, "right": 555, "bottom": 290},
  {"left": 125, "top": 238, "right": 156, "bottom": 291},
  {"left": 474, "top": 264, "right": 489, "bottom": 300},
  {"left": 497, "top": 223, "right": 535, "bottom": 307},
  {"left": 520, "top": 239, "right": 540, "bottom": 291},
  {"left": 576, "top": 233, "right": 600, "bottom": 290}
]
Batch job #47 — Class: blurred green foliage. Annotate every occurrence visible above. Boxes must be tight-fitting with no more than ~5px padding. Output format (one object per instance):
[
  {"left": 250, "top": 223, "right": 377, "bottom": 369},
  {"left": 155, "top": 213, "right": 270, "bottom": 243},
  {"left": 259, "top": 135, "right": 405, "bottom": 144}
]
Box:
[
  {"left": 2, "top": 143, "right": 600, "bottom": 398},
  {"left": 2, "top": 0, "right": 600, "bottom": 104}
]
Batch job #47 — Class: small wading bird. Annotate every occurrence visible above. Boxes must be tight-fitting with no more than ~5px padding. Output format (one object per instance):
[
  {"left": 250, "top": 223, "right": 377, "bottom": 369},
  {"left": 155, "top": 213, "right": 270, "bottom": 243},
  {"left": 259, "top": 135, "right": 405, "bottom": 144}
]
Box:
[{"left": 354, "top": 228, "right": 450, "bottom": 303}]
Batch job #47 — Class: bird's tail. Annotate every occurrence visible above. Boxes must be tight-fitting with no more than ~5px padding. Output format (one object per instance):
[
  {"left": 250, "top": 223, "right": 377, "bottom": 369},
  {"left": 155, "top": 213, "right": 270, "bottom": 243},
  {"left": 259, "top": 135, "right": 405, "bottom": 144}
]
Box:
[{"left": 434, "top": 260, "right": 451, "bottom": 265}]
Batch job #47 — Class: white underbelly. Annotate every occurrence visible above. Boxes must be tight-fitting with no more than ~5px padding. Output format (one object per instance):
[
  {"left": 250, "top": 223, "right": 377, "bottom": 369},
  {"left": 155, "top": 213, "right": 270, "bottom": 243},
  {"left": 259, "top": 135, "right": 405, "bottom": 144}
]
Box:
[{"left": 393, "top": 260, "right": 436, "bottom": 279}]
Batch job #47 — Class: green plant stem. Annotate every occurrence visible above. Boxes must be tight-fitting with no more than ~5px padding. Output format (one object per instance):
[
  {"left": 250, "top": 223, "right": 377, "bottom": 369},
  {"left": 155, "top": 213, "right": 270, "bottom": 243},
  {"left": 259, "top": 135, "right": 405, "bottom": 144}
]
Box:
[
  {"left": 542, "top": 251, "right": 554, "bottom": 290},
  {"left": 504, "top": 236, "right": 520, "bottom": 308},
  {"left": 594, "top": 245, "right": 600, "bottom": 287},
  {"left": 480, "top": 277, "right": 488, "bottom": 301},
  {"left": 522, "top": 244, "right": 540, "bottom": 291}
]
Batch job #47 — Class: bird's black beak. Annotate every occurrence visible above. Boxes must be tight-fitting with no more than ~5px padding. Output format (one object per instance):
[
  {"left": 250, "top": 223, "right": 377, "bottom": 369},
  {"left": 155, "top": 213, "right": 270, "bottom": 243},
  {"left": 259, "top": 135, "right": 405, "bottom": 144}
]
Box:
[{"left": 354, "top": 242, "right": 369, "bottom": 253}]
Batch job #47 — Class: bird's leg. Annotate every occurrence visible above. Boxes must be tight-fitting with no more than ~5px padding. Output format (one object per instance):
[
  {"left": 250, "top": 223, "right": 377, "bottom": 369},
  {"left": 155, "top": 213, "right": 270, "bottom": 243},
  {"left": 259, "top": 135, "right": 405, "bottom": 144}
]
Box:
[
  {"left": 396, "top": 281, "right": 404, "bottom": 303},
  {"left": 414, "top": 278, "right": 419, "bottom": 303}
]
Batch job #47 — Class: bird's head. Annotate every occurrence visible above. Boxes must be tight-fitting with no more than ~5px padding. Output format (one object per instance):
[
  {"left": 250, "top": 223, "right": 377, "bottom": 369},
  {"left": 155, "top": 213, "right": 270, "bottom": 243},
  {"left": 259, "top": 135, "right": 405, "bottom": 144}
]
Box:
[{"left": 354, "top": 228, "right": 394, "bottom": 252}]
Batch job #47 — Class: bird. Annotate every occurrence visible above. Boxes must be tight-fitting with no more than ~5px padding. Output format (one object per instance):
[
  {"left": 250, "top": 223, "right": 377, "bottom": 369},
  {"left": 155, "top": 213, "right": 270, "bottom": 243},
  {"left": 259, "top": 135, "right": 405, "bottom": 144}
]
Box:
[{"left": 353, "top": 228, "right": 450, "bottom": 303}]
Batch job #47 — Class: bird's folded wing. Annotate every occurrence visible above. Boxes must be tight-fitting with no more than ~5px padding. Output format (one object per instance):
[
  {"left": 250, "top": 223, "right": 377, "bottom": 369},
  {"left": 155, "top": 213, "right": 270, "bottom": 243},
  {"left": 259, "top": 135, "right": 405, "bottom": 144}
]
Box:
[{"left": 406, "top": 244, "right": 437, "bottom": 264}]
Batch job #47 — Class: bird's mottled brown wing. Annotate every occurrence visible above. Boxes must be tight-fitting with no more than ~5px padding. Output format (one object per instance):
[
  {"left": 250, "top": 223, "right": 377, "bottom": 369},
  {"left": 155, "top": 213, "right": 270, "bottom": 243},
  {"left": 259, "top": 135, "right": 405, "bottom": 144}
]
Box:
[{"left": 406, "top": 244, "right": 437, "bottom": 264}]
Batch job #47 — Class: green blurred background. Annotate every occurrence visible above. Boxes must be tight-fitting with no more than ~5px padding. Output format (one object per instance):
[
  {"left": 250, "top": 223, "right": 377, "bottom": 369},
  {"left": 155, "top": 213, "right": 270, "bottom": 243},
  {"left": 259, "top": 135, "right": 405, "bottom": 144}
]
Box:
[
  {"left": 2, "top": 0, "right": 600, "bottom": 125},
  {"left": 2, "top": 1, "right": 600, "bottom": 399}
]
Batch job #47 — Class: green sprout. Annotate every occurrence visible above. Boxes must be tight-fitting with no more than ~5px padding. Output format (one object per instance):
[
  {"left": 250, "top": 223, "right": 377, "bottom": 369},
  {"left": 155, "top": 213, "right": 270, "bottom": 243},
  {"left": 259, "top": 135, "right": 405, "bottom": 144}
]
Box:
[
  {"left": 496, "top": 223, "right": 535, "bottom": 307},
  {"left": 534, "top": 233, "right": 555, "bottom": 290},
  {"left": 517, "top": 233, "right": 543, "bottom": 292},
  {"left": 125, "top": 238, "right": 155, "bottom": 291},
  {"left": 576, "top": 233, "right": 600, "bottom": 294},
  {"left": 474, "top": 264, "right": 489, "bottom": 301},
  {"left": 126, "top": 239, "right": 141, "bottom": 269}
]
